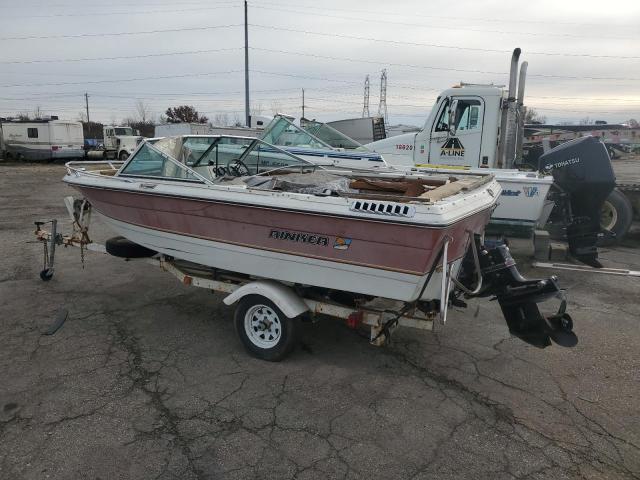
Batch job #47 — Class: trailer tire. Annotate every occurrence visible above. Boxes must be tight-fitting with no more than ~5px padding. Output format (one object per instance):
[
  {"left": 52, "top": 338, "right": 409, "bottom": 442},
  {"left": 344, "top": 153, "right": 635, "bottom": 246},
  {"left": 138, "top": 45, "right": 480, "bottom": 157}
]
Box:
[
  {"left": 599, "top": 188, "right": 633, "bottom": 245},
  {"left": 105, "top": 236, "right": 156, "bottom": 258},
  {"left": 234, "top": 295, "right": 298, "bottom": 361}
]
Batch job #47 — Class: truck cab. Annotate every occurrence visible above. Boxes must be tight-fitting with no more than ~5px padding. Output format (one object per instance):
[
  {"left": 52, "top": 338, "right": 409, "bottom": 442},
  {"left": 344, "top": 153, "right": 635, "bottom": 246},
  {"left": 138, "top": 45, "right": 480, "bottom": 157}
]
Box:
[
  {"left": 367, "top": 86, "right": 504, "bottom": 168},
  {"left": 103, "top": 126, "right": 142, "bottom": 160}
]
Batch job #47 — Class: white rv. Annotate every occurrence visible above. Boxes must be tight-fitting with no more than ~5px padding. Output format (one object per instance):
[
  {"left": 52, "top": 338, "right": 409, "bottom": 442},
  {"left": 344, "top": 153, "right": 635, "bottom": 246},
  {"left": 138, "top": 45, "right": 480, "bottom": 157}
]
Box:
[{"left": 0, "top": 118, "right": 84, "bottom": 161}]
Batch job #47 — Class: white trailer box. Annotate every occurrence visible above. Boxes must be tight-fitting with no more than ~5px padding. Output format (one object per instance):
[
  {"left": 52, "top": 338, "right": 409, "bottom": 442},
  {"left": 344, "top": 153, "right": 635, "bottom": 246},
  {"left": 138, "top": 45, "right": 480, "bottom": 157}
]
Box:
[
  {"left": 0, "top": 119, "right": 84, "bottom": 161},
  {"left": 154, "top": 123, "right": 261, "bottom": 138},
  {"left": 154, "top": 123, "right": 212, "bottom": 137},
  {"left": 327, "top": 117, "right": 386, "bottom": 145}
]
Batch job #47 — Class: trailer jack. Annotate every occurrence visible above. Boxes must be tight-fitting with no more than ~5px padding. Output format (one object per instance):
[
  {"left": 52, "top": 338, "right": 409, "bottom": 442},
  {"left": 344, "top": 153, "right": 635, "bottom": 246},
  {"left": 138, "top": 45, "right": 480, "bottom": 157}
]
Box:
[{"left": 458, "top": 243, "right": 576, "bottom": 348}]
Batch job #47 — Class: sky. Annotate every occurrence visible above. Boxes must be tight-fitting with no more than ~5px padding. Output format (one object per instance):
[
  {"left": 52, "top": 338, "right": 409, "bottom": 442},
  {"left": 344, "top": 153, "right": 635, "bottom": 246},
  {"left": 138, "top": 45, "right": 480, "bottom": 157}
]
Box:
[{"left": 0, "top": 0, "right": 639, "bottom": 127}]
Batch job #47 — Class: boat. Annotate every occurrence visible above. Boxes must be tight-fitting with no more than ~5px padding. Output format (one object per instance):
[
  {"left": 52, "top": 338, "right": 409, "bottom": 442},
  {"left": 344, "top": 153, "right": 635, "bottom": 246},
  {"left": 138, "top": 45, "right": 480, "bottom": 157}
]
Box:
[
  {"left": 261, "top": 114, "right": 387, "bottom": 170},
  {"left": 46, "top": 134, "right": 575, "bottom": 356},
  {"left": 63, "top": 134, "right": 500, "bottom": 303},
  {"left": 259, "top": 115, "right": 553, "bottom": 237}
]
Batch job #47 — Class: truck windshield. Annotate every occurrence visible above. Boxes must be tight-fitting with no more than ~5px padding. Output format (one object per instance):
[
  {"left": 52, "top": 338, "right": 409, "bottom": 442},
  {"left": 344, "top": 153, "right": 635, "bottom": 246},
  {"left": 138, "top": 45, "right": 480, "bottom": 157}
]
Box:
[{"left": 114, "top": 127, "right": 134, "bottom": 136}]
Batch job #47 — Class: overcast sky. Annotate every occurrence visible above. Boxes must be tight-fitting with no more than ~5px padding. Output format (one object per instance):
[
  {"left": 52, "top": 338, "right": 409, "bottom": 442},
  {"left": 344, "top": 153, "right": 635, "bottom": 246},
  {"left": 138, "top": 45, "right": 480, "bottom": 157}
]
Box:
[{"left": 1, "top": 0, "right": 639, "bottom": 126}]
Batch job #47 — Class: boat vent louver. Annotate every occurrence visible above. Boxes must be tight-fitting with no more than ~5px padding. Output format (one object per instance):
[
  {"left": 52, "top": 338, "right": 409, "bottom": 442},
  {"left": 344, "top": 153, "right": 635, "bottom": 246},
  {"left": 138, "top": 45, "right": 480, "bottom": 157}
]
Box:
[{"left": 349, "top": 200, "right": 416, "bottom": 218}]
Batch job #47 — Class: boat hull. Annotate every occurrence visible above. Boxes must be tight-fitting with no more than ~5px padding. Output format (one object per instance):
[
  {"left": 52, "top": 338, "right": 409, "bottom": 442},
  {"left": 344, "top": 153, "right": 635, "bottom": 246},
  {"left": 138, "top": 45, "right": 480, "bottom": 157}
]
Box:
[
  {"left": 490, "top": 175, "right": 553, "bottom": 236},
  {"left": 75, "top": 185, "right": 492, "bottom": 302}
]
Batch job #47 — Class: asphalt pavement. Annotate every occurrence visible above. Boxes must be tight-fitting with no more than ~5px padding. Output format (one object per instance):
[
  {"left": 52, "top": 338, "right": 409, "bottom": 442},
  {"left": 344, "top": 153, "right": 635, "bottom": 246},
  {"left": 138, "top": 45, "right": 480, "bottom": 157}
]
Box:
[{"left": 1, "top": 164, "right": 638, "bottom": 479}]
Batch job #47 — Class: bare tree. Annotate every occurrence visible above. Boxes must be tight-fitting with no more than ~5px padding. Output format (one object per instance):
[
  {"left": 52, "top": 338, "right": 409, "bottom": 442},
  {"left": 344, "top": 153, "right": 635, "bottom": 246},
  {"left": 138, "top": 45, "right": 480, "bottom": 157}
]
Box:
[
  {"left": 32, "top": 106, "right": 43, "bottom": 119},
  {"left": 524, "top": 107, "right": 546, "bottom": 124},
  {"left": 231, "top": 112, "right": 243, "bottom": 127},
  {"left": 628, "top": 118, "right": 639, "bottom": 128},
  {"left": 212, "top": 112, "right": 230, "bottom": 126},
  {"left": 135, "top": 100, "right": 151, "bottom": 123},
  {"left": 250, "top": 102, "right": 263, "bottom": 117},
  {"left": 270, "top": 100, "right": 282, "bottom": 115},
  {"left": 77, "top": 111, "right": 88, "bottom": 122},
  {"left": 579, "top": 116, "right": 592, "bottom": 125}
]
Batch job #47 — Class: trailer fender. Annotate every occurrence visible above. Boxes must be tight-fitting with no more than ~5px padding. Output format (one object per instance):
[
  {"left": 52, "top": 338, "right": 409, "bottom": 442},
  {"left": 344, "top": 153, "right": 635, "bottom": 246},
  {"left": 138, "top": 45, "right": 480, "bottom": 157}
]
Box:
[{"left": 223, "top": 280, "right": 309, "bottom": 318}]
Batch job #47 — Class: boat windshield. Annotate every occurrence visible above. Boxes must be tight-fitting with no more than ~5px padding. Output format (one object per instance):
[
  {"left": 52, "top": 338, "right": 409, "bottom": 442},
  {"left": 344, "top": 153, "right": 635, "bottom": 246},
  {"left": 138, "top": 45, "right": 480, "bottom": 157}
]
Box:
[
  {"left": 118, "top": 141, "right": 204, "bottom": 182},
  {"left": 261, "top": 115, "right": 330, "bottom": 150},
  {"left": 118, "top": 135, "right": 320, "bottom": 184},
  {"left": 302, "top": 120, "right": 365, "bottom": 150},
  {"left": 191, "top": 136, "right": 317, "bottom": 175}
]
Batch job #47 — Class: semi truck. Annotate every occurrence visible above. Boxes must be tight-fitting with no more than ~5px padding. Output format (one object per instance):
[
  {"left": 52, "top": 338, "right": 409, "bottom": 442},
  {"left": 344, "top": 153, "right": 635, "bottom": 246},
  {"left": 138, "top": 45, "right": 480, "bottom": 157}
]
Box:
[
  {"left": 366, "top": 48, "right": 637, "bottom": 247},
  {"left": 86, "top": 126, "right": 143, "bottom": 160}
]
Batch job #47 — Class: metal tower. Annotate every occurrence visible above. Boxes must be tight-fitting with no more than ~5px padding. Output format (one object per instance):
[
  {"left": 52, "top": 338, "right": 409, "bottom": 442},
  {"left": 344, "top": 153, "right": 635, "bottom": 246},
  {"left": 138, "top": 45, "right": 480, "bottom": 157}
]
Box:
[
  {"left": 362, "top": 75, "right": 370, "bottom": 117},
  {"left": 378, "top": 69, "right": 388, "bottom": 124}
]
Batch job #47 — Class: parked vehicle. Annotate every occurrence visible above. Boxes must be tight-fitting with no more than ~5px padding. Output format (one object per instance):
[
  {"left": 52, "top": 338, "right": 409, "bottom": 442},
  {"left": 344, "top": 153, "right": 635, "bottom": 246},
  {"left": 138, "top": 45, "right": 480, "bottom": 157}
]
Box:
[
  {"left": 86, "top": 125, "right": 142, "bottom": 160},
  {"left": 34, "top": 135, "right": 573, "bottom": 359},
  {"left": 0, "top": 117, "right": 84, "bottom": 161},
  {"left": 366, "top": 48, "right": 617, "bottom": 264}
]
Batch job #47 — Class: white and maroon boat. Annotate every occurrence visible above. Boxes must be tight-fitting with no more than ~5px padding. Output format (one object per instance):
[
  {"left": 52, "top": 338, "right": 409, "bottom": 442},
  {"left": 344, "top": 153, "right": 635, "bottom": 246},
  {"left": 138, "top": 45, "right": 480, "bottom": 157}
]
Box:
[
  {"left": 63, "top": 135, "right": 501, "bottom": 303},
  {"left": 45, "top": 134, "right": 575, "bottom": 357}
]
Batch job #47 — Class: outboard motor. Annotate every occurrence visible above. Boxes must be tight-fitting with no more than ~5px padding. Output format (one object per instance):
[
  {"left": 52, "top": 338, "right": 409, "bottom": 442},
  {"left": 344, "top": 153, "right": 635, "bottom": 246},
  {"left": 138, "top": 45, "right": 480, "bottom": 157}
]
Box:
[
  {"left": 457, "top": 240, "right": 575, "bottom": 348},
  {"left": 539, "top": 136, "right": 615, "bottom": 267}
]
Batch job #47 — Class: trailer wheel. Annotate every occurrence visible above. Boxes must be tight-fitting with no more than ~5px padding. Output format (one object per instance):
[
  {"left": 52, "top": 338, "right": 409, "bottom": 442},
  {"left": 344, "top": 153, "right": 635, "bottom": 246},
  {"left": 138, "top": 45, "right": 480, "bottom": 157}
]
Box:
[
  {"left": 234, "top": 295, "right": 298, "bottom": 361},
  {"left": 40, "top": 268, "right": 54, "bottom": 281},
  {"left": 599, "top": 189, "right": 633, "bottom": 245}
]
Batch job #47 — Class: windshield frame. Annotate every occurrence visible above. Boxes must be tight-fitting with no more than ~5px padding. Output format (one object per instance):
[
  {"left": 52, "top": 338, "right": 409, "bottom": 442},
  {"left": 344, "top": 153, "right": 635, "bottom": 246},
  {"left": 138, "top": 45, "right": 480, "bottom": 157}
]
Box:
[
  {"left": 117, "top": 139, "right": 213, "bottom": 184},
  {"left": 262, "top": 115, "right": 334, "bottom": 150},
  {"left": 189, "top": 135, "right": 324, "bottom": 175}
]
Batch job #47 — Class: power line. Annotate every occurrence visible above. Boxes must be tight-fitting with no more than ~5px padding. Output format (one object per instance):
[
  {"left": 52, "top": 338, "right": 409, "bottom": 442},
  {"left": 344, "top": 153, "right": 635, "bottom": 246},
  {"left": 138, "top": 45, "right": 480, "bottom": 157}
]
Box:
[
  {"left": 249, "top": 0, "right": 639, "bottom": 29},
  {"left": 0, "top": 0, "right": 219, "bottom": 8},
  {"left": 0, "top": 47, "right": 242, "bottom": 65},
  {"left": 249, "top": 4, "right": 636, "bottom": 41},
  {"left": 249, "top": 24, "right": 640, "bottom": 60},
  {"left": 1, "top": 4, "right": 237, "bottom": 19},
  {"left": 250, "top": 47, "right": 640, "bottom": 82},
  {"left": 0, "top": 70, "right": 243, "bottom": 88},
  {"left": 0, "top": 86, "right": 361, "bottom": 101},
  {"left": 251, "top": 70, "right": 361, "bottom": 85},
  {"left": 0, "top": 24, "right": 241, "bottom": 41}
]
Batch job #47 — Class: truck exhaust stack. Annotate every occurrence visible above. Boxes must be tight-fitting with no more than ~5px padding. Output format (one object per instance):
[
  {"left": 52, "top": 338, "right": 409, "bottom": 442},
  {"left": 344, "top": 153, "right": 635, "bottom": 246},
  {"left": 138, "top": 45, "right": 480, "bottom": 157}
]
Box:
[{"left": 497, "top": 48, "right": 521, "bottom": 168}]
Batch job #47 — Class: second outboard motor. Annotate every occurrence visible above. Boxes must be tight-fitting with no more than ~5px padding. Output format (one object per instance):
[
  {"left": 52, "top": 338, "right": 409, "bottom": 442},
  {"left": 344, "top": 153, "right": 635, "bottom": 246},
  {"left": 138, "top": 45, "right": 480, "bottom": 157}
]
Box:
[{"left": 539, "top": 136, "right": 615, "bottom": 267}]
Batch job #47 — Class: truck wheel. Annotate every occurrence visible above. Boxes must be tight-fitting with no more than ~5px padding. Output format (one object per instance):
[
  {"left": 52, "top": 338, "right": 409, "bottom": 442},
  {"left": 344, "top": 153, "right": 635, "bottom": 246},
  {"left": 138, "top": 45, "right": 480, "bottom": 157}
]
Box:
[
  {"left": 119, "top": 151, "right": 129, "bottom": 160},
  {"left": 234, "top": 295, "right": 298, "bottom": 361},
  {"left": 599, "top": 188, "right": 633, "bottom": 245}
]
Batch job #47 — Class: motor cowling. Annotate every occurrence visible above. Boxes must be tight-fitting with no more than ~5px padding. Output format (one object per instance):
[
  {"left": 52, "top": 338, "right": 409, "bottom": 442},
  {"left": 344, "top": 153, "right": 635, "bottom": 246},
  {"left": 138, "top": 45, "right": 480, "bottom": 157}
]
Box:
[{"left": 538, "top": 136, "right": 615, "bottom": 266}]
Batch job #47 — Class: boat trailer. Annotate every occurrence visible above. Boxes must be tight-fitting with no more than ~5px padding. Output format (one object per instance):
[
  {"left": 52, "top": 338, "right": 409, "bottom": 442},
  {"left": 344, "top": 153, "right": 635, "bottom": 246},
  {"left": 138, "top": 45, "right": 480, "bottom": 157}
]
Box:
[{"left": 33, "top": 198, "right": 575, "bottom": 360}]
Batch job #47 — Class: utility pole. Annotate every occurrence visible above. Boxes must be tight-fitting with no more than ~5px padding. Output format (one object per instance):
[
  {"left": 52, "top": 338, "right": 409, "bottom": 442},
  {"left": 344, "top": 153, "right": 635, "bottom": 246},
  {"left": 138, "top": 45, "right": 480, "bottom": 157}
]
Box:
[
  {"left": 362, "top": 75, "right": 370, "bottom": 117},
  {"left": 244, "top": 0, "right": 250, "bottom": 128},
  {"left": 301, "top": 88, "right": 305, "bottom": 119},
  {"left": 84, "top": 92, "right": 90, "bottom": 123}
]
